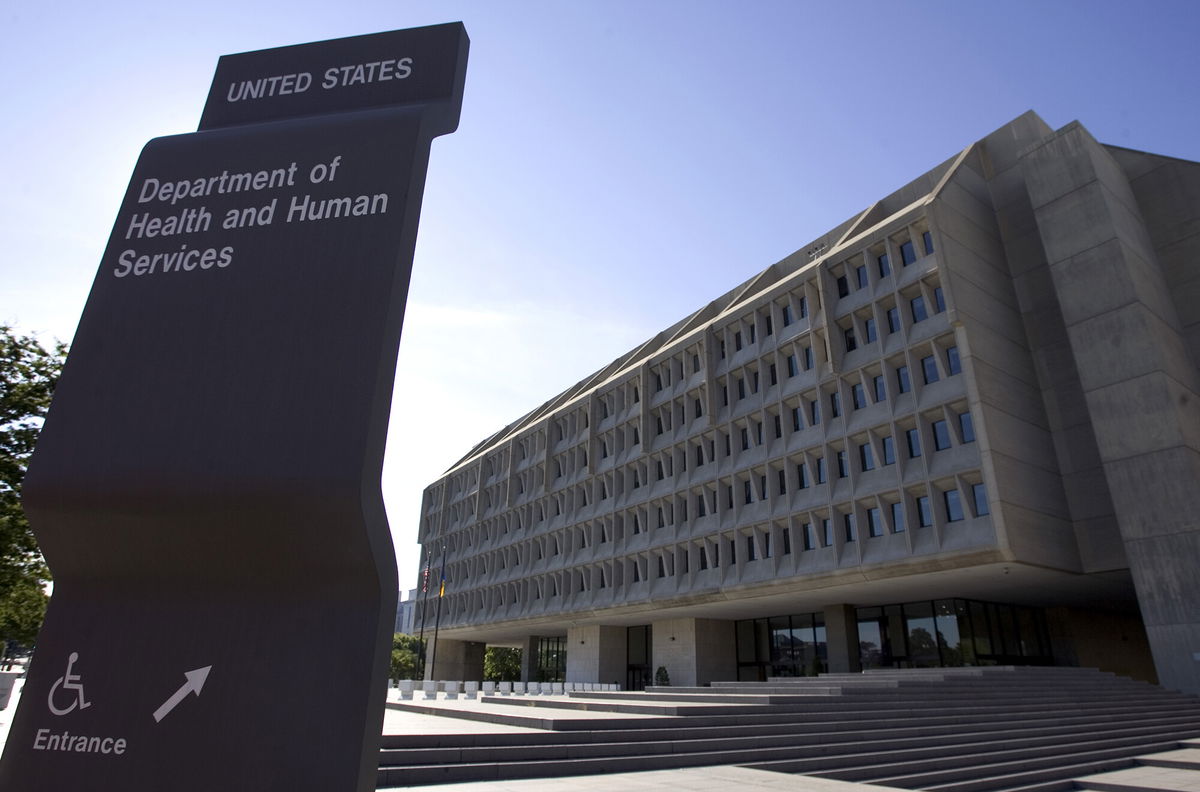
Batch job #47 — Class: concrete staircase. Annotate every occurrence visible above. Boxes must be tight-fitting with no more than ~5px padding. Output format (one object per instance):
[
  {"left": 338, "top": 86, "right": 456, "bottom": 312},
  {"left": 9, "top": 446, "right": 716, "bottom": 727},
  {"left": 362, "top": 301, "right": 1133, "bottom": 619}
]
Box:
[
  {"left": 376, "top": 667, "right": 1200, "bottom": 790},
  {"left": 1073, "top": 738, "right": 1200, "bottom": 792}
]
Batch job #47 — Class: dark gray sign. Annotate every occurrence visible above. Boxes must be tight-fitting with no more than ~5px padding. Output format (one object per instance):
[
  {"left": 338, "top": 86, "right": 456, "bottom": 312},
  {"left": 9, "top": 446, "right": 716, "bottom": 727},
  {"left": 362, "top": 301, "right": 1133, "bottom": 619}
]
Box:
[{"left": 0, "top": 23, "right": 467, "bottom": 792}]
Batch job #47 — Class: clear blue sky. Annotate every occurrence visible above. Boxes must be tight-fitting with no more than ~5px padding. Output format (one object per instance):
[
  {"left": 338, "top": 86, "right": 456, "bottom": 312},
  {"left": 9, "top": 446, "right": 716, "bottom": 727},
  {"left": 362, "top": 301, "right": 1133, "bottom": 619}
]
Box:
[{"left": 5, "top": 0, "right": 1199, "bottom": 595}]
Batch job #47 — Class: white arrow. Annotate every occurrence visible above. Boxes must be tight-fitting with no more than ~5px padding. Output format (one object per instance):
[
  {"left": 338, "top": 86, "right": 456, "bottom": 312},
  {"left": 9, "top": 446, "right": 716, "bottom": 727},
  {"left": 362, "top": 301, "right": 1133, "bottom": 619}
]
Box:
[{"left": 152, "top": 666, "right": 212, "bottom": 723}]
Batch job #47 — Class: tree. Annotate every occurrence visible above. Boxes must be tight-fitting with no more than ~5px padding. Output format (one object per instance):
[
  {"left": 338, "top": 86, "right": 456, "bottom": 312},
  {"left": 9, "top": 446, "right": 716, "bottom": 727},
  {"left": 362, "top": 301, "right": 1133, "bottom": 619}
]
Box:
[
  {"left": 483, "top": 647, "right": 521, "bottom": 682},
  {"left": 0, "top": 325, "right": 65, "bottom": 654},
  {"left": 390, "top": 633, "right": 426, "bottom": 681}
]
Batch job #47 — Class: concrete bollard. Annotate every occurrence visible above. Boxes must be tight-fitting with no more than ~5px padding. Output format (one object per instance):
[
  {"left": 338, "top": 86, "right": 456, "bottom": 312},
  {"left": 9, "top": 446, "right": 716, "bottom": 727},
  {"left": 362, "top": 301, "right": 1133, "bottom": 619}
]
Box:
[
  {"left": 513, "top": 681, "right": 526, "bottom": 695},
  {"left": 498, "top": 681, "right": 512, "bottom": 696},
  {"left": 444, "top": 681, "right": 460, "bottom": 700},
  {"left": 398, "top": 680, "right": 415, "bottom": 700},
  {"left": 421, "top": 681, "right": 437, "bottom": 700},
  {"left": 482, "top": 681, "right": 496, "bottom": 696},
  {"left": 464, "top": 681, "right": 479, "bottom": 699}
]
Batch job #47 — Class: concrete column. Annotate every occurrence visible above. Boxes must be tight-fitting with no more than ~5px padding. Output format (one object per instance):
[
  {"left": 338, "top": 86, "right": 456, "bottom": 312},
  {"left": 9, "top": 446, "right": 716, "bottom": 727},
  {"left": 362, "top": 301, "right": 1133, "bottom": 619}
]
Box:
[
  {"left": 650, "top": 618, "right": 736, "bottom": 686},
  {"left": 427, "top": 638, "right": 485, "bottom": 681},
  {"left": 566, "top": 625, "right": 626, "bottom": 686},
  {"left": 823, "top": 604, "right": 861, "bottom": 673},
  {"left": 519, "top": 635, "right": 540, "bottom": 683}
]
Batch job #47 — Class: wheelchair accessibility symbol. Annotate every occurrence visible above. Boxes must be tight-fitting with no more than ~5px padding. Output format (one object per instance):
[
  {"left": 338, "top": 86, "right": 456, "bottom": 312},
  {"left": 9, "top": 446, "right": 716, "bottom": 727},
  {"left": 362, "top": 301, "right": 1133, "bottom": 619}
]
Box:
[{"left": 48, "top": 652, "right": 92, "bottom": 716}]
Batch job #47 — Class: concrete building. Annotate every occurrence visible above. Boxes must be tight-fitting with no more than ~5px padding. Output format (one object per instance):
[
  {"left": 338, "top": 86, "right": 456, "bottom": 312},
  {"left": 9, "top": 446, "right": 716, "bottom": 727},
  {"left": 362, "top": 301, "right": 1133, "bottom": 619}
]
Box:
[{"left": 413, "top": 112, "right": 1200, "bottom": 693}]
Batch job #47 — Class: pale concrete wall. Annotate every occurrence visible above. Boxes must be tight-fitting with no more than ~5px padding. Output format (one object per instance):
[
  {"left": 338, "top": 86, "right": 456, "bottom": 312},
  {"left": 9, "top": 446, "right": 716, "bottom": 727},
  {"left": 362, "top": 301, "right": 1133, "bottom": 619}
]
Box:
[
  {"left": 824, "top": 604, "right": 861, "bottom": 673},
  {"left": 650, "top": 618, "right": 736, "bottom": 686},
  {"left": 1023, "top": 123, "right": 1200, "bottom": 694},
  {"left": 566, "top": 624, "right": 626, "bottom": 685},
  {"left": 427, "top": 638, "right": 485, "bottom": 681}
]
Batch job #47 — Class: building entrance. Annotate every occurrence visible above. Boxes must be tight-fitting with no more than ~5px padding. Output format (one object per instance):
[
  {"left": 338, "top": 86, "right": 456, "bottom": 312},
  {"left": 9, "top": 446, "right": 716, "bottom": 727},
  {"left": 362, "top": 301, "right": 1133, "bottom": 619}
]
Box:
[{"left": 626, "top": 625, "right": 651, "bottom": 690}]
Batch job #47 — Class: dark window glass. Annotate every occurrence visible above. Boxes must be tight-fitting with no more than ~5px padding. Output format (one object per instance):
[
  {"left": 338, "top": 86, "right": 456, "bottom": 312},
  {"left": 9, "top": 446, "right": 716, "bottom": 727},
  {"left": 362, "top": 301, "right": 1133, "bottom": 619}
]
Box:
[
  {"left": 774, "top": 414, "right": 782, "bottom": 438},
  {"left": 923, "top": 230, "right": 934, "bottom": 255},
  {"left": 887, "top": 306, "right": 901, "bottom": 333},
  {"left": 746, "top": 535, "right": 756, "bottom": 560},
  {"left": 852, "top": 383, "right": 867, "bottom": 410},
  {"left": 738, "top": 378, "right": 746, "bottom": 399},
  {"left": 873, "top": 375, "right": 886, "bottom": 402},
  {"left": 973, "top": 483, "right": 990, "bottom": 516},
  {"left": 787, "top": 354, "right": 799, "bottom": 377},
  {"left": 900, "top": 240, "right": 916, "bottom": 266},
  {"left": 696, "top": 444, "right": 704, "bottom": 466},
  {"left": 799, "top": 296, "right": 809, "bottom": 318},
  {"left": 945, "top": 489, "right": 965, "bottom": 522},
  {"left": 719, "top": 340, "right": 726, "bottom": 359},
  {"left": 859, "top": 443, "right": 875, "bottom": 471},
  {"left": 896, "top": 365, "right": 911, "bottom": 394},
  {"left": 933, "top": 419, "right": 952, "bottom": 451},
  {"left": 695, "top": 398, "right": 703, "bottom": 418},
  {"left": 741, "top": 427, "right": 750, "bottom": 450},
  {"left": 836, "top": 275, "right": 849, "bottom": 298},
  {"left": 891, "top": 501, "right": 905, "bottom": 533},
  {"left": 906, "top": 428, "right": 922, "bottom": 458},
  {"left": 882, "top": 435, "right": 896, "bottom": 465},
  {"left": 752, "top": 371, "right": 759, "bottom": 393},
  {"left": 922, "top": 355, "right": 939, "bottom": 384},
  {"left": 867, "top": 507, "right": 883, "bottom": 537},
  {"left": 749, "top": 324, "right": 756, "bottom": 344},
  {"left": 917, "top": 495, "right": 933, "bottom": 527},
  {"left": 777, "top": 468, "right": 787, "bottom": 495},
  {"left": 911, "top": 295, "right": 928, "bottom": 323},
  {"left": 803, "top": 522, "right": 815, "bottom": 550},
  {"left": 722, "top": 386, "right": 729, "bottom": 406},
  {"left": 877, "top": 253, "right": 891, "bottom": 278},
  {"left": 804, "top": 345, "right": 814, "bottom": 370},
  {"left": 735, "top": 332, "right": 743, "bottom": 351},
  {"left": 830, "top": 392, "right": 842, "bottom": 417},
  {"left": 864, "top": 318, "right": 877, "bottom": 343},
  {"left": 792, "top": 406, "right": 802, "bottom": 432},
  {"left": 655, "top": 373, "right": 663, "bottom": 392},
  {"left": 816, "top": 457, "right": 827, "bottom": 484},
  {"left": 845, "top": 328, "right": 857, "bottom": 352},
  {"left": 856, "top": 265, "right": 869, "bottom": 289},
  {"left": 959, "top": 411, "right": 975, "bottom": 443},
  {"left": 744, "top": 479, "right": 753, "bottom": 504},
  {"left": 782, "top": 304, "right": 793, "bottom": 326},
  {"left": 946, "top": 345, "right": 962, "bottom": 375},
  {"left": 769, "top": 363, "right": 777, "bottom": 386},
  {"left": 693, "top": 353, "right": 701, "bottom": 373},
  {"left": 797, "top": 463, "right": 809, "bottom": 489},
  {"left": 844, "top": 513, "right": 856, "bottom": 541},
  {"left": 782, "top": 527, "right": 791, "bottom": 555},
  {"left": 755, "top": 421, "right": 763, "bottom": 444},
  {"left": 837, "top": 450, "right": 848, "bottom": 478},
  {"left": 810, "top": 399, "right": 821, "bottom": 425},
  {"left": 934, "top": 286, "right": 946, "bottom": 313}
]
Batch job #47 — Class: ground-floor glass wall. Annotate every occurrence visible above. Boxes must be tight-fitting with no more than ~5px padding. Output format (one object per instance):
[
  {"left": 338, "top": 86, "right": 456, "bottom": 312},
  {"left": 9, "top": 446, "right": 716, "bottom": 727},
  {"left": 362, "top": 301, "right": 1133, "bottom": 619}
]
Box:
[
  {"left": 857, "top": 598, "right": 1051, "bottom": 669},
  {"left": 627, "top": 625, "right": 652, "bottom": 690},
  {"left": 735, "top": 613, "right": 827, "bottom": 680},
  {"left": 535, "top": 636, "right": 566, "bottom": 682}
]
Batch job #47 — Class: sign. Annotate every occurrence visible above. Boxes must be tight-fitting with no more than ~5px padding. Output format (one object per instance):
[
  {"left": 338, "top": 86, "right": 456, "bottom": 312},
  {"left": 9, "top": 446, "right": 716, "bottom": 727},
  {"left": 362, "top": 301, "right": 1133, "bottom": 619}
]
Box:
[{"left": 0, "top": 23, "right": 467, "bottom": 792}]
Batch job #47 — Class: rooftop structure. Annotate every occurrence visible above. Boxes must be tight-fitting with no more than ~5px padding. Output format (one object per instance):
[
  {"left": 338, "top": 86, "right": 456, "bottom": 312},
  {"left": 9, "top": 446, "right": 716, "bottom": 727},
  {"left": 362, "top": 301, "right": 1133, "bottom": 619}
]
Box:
[{"left": 413, "top": 112, "right": 1200, "bottom": 694}]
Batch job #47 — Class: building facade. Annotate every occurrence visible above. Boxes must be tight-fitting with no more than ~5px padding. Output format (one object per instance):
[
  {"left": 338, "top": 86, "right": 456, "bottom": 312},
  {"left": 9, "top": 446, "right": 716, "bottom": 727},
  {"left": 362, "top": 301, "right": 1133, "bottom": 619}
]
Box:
[{"left": 413, "top": 112, "right": 1200, "bottom": 693}]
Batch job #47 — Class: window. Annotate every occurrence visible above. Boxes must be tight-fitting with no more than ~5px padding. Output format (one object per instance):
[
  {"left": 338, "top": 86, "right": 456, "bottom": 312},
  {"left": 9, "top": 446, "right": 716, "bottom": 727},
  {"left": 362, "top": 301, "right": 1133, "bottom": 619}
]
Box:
[
  {"left": 877, "top": 253, "right": 891, "bottom": 278},
  {"left": 873, "top": 375, "right": 887, "bottom": 403},
  {"left": 755, "top": 421, "right": 763, "bottom": 444},
  {"left": 946, "top": 345, "right": 962, "bottom": 376},
  {"left": 843, "top": 513, "right": 856, "bottom": 542},
  {"left": 921, "top": 355, "right": 939, "bottom": 385},
  {"left": 836, "top": 450, "right": 848, "bottom": 478},
  {"left": 887, "top": 306, "right": 901, "bottom": 334},
  {"left": 782, "top": 527, "right": 791, "bottom": 555},
  {"left": 845, "top": 328, "right": 857, "bottom": 352},
  {"left": 719, "top": 340, "right": 726, "bottom": 359},
  {"left": 973, "top": 483, "right": 990, "bottom": 516},
  {"left": 782, "top": 304, "right": 794, "bottom": 326},
  {"left": 867, "top": 507, "right": 883, "bottom": 537},
  {"left": 797, "top": 462, "right": 809, "bottom": 489},
  {"left": 852, "top": 383, "right": 867, "bottom": 410},
  {"left": 786, "top": 353, "right": 799, "bottom": 378},
  {"left": 900, "top": 239, "right": 916, "bottom": 266},
  {"left": 695, "top": 398, "right": 703, "bottom": 418},
  {"left": 769, "top": 363, "right": 777, "bottom": 386},
  {"left": 864, "top": 318, "right": 877, "bottom": 344},
  {"left": 803, "top": 522, "right": 816, "bottom": 550},
  {"left": 822, "top": 518, "right": 833, "bottom": 546},
  {"left": 655, "top": 373, "right": 663, "bottom": 392},
  {"left": 891, "top": 501, "right": 905, "bottom": 533},
  {"left": 933, "top": 419, "right": 952, "bottom": 451},
  {"left": 743, "top": 480, "right": 753, "bottom": 505},
  {"left": 896, "top": 365, "right": 912, "bottom": 394},
  {"left": 959, "top": 411, "right": 975, "bottom": 443},
  {"left": 791, "top": 406, "right": 803, "bottom": 432},
  {"left": 799, "top": 296, "right": 809, "bottom": 318},
  {"left": 735, "top": 331, "right": 743, "bottom": 351},
  {"left": 738, "top": 378, "right": 746, "bottom": 399},
  {"left": 810, "top": 399, "right": 821, "bottom": 425},
  {"left": 836, "top": 275, "right": 850, "bottom": 298},
  {"left": 804, "top": 345, "right": 814, "bottom": 370},
  {"left": 693, "top": 353, "right": 701, "bottom": 373},
  {"left": 856, "top": 265, "right": 869, "bottom": 289},
  {"left": 777, "top": 468, "right": 787, "bottom": 494},
  {"left": 695, "top": 444, "right": 705, "bottom": 467},
  {"left": 906, "top": 428, "right": 922, "bottom": 458},
  {"left": 923, "top": 230, "right": 934, "bottom": 255},
  {"left": 816, "top": 457, "right": 827, "bottom": 484},
  {"left": 749, "top": 324, "right": 756, "bottom": 344},
  {"left": 945, "top": 489, "right": 965, "bottom": 522},
  {"left": 830, "top": 392, "right": 842, "bottom": 418},
  {"left": 752, "top": 371, "right": 760, "bottom": 393},
  {"left": 911, "top": 295, "right": 928, "bottom": 323},
  {"left": 917, "top": 495, "right": 933, "bottom": 527},
  {"left": 859, "top": 443, "right": 875, "bottom": 471},
  {"left": 722, "top": 386, "right": 729, "bottom": 406},
  {"left": 774, "top": 414, "right": 782, "bottom": 438},
  {"left": 934, "top": 286, "right": 946, "bottom": 314},
  {"left": 746, "top": 535, "right": 757, "bottom": 561},
  {"left": 882, "top": 435, "right": 896, "bottom": 465},
  {"left": 741, "top": 427, "right": 750, "bottom": 451}
]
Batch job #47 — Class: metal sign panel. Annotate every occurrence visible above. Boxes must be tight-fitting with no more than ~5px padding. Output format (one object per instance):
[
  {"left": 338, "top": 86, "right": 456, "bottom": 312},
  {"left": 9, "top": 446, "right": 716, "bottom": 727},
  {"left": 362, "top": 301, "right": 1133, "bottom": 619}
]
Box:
[{"left": 0, "top": 23, "right": 467, "bottom": 792}]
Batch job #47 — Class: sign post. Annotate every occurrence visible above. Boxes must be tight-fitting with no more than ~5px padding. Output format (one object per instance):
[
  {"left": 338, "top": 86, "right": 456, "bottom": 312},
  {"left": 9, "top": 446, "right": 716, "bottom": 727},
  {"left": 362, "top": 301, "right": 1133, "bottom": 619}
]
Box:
[{"left": 0, "top": 23, "right": 467, "bottom": 792}]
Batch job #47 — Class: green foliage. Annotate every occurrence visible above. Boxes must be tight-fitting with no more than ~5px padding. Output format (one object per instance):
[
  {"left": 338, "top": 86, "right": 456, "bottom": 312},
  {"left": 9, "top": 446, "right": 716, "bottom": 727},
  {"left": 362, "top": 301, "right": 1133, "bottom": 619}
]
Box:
[
  {"left": 483, "top": 647, "right": 521, "bottom": 682},
  {"left": 654, "top": 665, "right": 670, "bottom": 686},
  {"left": 390, "top": 633, "right": 425, "bottom": 681},
  {"left": 0, "top": 326, "right": 64, "bottom": 649}
]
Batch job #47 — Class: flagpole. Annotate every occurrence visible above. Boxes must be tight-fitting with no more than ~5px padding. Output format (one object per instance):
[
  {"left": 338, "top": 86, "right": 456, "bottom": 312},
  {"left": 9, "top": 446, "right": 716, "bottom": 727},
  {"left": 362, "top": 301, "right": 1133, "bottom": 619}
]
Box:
[
  {"left": 427, "top": 541, "right": 448, "bottom": 680},
  {"left": 416, "top": 543, "right": 432, "bottom": 679}
]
